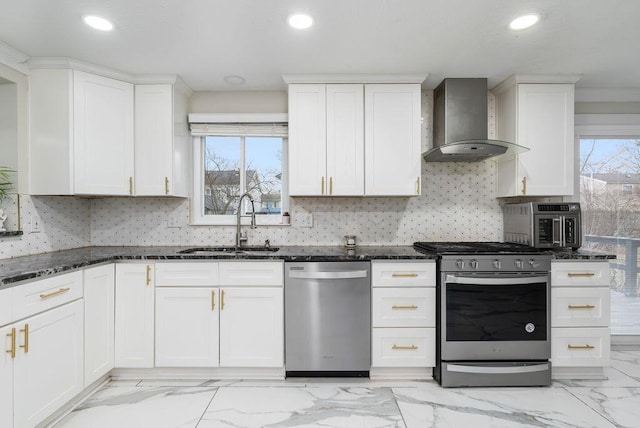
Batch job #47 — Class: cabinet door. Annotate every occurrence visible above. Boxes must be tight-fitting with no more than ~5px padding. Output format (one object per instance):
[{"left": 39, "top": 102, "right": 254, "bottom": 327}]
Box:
[
  {"left": 84, "top": 264, "right": 115, "bottom": 387},
  {"left": 219, "top": 287, "right": 283, "bottom": 367},
  {"left": 155, "top": 288, "right": 219, "bottom": 367},
  {"left": 326, "top": 84, "right": 364, "bottom": 196},
  {"left": 365, "top": 84, "right": 421, "bottom": 196},
  {"left": 13, "top": 300, "right": 84, "bottom": 428},
  {"left": 135, "top": 84, "right": 174, "bottom": 196},
  {"left": 288, "top": 84, "right": 327, "bottom": 196},
  {"left": 73, "top": 70, "right": 134, "bottom": 195},
  {"left": 497, "top": 84, "right": 574, "bottom": 197},
  {"left": 1, "top": 324, "right": 14, "bottom": 428},
  {"left": 115, "top": 264, "right": 155, "bottom": 368}
]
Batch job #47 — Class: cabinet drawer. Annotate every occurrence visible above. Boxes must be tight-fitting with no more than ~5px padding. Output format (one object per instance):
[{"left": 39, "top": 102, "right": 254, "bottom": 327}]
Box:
[
  {"left": 372, "top": 288, "right": 435, "bottom": 328},
  {"left": 371, "top": 328, "right": 435, "bottom": 367},
  {"left": 219, "top": 261, "right": 283, "bottom": 286},
  {"left": 551, "top": 288, "right": 610, "bottom": 327},
  {"left": 551, "top": 327, "right": 610, "bottom": 367},
  {"left": 155, "top": 262, "right": 219, "bottom": 286},
  {"left": 0, "top": 287, "right": 13, "bottom": 327},
  {"left": 551, "top": 262, "right": 610, "bottom": 287},
  {"left": 13, "top": 271, "right": 83, "bottom": 320},
  {"left": 371, "top": 261, "right": 435, "bottom": 287}
]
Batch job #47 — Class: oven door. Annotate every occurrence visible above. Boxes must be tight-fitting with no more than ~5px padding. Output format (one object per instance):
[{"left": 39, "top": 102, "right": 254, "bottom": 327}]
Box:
[{"left": 441, "top": 273, "right": 550, "bottom": 361}]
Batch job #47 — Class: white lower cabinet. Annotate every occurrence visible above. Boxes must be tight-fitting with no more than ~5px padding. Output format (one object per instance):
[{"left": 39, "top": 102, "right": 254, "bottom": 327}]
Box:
[
  {"left": 155, "top": 287, "right": 220, "bottom": 367},
  {"left": 154, "top": 261, "right": 284, "bottom": 369},
  {"left": 115, "top": 264, "right": 155, "bottom": 368},
  {"left": 551, "top": 260, "right": 611, "bottom": 377},
  {"left": 370, "top": 260, "right": 436, "bottom": 372},
  {"left": 84, "top": 264, "right": 115, "bottom": 386},
  {"left": 219, "top": 287, "right": 283, "bottom": 367},
  {"left": 13, "top": 300, "right": 84, "bottom": 428}
]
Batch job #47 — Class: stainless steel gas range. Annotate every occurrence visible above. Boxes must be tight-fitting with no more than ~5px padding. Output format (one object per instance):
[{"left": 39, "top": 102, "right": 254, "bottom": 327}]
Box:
[{"left": 413, "top": 242, "right": 552, "bottom": 387}]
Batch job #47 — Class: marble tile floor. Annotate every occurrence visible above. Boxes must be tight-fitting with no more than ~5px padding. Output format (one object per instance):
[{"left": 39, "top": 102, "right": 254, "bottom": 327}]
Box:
[{"left": 52, "top": 350, "right": 640, "bottom": 428}]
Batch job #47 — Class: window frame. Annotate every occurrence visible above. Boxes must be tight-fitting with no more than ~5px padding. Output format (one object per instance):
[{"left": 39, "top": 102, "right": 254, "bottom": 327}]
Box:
[{"left": 189, "top": 114, "right": 289, "bottom": 226}]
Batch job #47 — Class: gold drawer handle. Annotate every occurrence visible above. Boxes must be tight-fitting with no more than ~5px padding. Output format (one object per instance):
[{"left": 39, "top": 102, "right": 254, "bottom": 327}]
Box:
[
  {"left": 146, "top": 265, "right": 152, "bottom": 286},
  {"left": 567, "top": 273, "right": 595, "bottom": 277},
  {"left": 165, "top": 177, "right": 170, "bottom": 195},
  {"left": 568, "top": 344, "right": 595, "bottom": 350},
  {"left": 221, "top": 289, "right": 225, "bottom": 310},
  {"left": 568, "top": 304, "right": 596, "bottom": 309},
  {"left": 129, "top": 176, "right": 133, "bottom": 195},
  {"left": 392, "top": 305, "right": 418, "bottom": 310},
  {"left": 6, "top": 327, "right": 16, "bottom": 359},
  {"left": 392, "top": 344, "right": 418, "bottom": 350},
  {"left": 20, "top": 324, "right": 29, "bottom": 354},
  {"left": 211, "top": 290, "right": 215, "bottom": 311},
  {"left": 391, "top": 273, "right": 418, "bottom": 278},
  {"left": 40, "top": 287, "right": 70, "bottom": 299}
]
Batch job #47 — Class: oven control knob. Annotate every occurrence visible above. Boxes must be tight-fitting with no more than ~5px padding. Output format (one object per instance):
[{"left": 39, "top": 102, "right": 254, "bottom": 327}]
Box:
[
  {"left": 492, "top": 259, "right": 502, "bottom": 269},
  {"left": 456, "top": 259, "right": 465, "bottom": 269},
  {"left": 515, "top": 259, "right": 524, "bottom": 269},
  {"left": 469, "top": 259, "right": 478, "bottom": 269},
  {"left": 528, "top": 259, "right": 539, "bottom": 268}
]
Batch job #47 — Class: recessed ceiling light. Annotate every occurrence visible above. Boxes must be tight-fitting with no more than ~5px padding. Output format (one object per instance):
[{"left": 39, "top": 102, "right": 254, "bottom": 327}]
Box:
[
  {"left": 224, "top": 75, "right": 246, "bottom": 85},
  {"left": 288, "top": 13, "right": 313, "bottom": 29},
  {"left": 84, "top": 15, "right": 114, "bottom": 31},
  {"left": 509, "top": 14, "right": 539, "bottom": 30}
]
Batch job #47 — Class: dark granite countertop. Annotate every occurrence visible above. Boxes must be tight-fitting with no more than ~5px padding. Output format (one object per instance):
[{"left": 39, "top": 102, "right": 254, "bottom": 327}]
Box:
[
  {"left": 0, "top": 245, "right": 435, "bottom": 287},
  {"left": 0, "top": 245, "right": 616, "bottom": 289}
]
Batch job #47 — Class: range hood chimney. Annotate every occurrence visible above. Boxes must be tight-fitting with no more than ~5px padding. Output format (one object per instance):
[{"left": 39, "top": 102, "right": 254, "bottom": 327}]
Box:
[{"left": 423, "top": 78, "right": 528, "bottom": 162}]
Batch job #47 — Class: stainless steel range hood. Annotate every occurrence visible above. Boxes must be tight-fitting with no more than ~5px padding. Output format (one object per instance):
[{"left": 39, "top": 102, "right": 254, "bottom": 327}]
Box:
[{"left": 423, "top": 78, "right": 528, "bottom": 162}]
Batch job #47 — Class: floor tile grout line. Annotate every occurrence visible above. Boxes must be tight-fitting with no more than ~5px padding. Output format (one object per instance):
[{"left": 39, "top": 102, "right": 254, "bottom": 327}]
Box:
[
  {"left": 194, "top": 387, "right": 220, "bottom": 428},
  {"left": 391, "top": 388, "right": 410, "bottom": 428},
  {"left": 561, "top": 385, "right": 622, "bottom": 428}
]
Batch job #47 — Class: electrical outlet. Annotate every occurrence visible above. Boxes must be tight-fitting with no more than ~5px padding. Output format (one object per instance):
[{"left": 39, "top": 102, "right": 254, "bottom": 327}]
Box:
[
  {"left": 30, "top": 215, "right": 41, "bottom": 233},
  {"left": 297, "top": 212, "right": 313, "bottom": 228},
  {"left": 167, "top": 212, "right": 181, "bottom": 228}
]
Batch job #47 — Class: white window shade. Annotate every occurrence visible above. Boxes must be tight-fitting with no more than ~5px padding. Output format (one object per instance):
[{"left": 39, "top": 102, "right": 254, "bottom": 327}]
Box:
[{"left": 189, "top": 113, "right": 288, "bottom": 137}]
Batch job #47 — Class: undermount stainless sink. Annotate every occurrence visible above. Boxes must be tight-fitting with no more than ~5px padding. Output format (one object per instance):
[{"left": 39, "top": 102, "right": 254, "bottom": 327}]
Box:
[{"left": 178, "top": 246, "right": 280, "bottom": 255}]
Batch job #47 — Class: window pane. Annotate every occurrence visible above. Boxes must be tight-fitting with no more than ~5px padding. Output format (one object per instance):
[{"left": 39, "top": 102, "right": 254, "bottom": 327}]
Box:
[
  {"left": 204, "top": 136, "right": 241, "bottom": 215},
  {"left": 580, "top": 137, "right": 640, "bottom": 335},
  {"left": 245, "top": 137, "right": 283, "bottom": 215}
]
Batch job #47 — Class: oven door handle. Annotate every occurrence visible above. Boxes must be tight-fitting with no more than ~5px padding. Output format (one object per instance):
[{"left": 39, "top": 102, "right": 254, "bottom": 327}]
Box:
[
  {"left": 447, "top": 362, "right": 550, "bottom": 374},
  {"left": 445, "top": 275, "right": 548, "bottom": 285}
]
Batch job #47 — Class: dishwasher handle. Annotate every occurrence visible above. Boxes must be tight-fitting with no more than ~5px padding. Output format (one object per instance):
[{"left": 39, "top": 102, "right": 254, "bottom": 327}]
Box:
[{"left": 287, "top": 270, "right": 369, "bottom": 280}]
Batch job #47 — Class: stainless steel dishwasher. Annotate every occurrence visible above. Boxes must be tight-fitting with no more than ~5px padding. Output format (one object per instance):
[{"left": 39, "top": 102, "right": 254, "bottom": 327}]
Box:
[{"left": 285, "top": 261, "right": 371, "bottom": 377}]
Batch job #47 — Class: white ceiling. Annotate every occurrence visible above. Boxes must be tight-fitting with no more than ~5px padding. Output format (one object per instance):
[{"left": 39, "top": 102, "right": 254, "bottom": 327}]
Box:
[{"left": 1, "top": 0, "right": 639, "bottom": 93}]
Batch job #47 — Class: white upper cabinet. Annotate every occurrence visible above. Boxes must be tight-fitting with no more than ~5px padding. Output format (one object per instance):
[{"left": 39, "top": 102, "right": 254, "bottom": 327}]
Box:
[
  {"left": 134, "top": 82, "right": 191, "bottom": 197},
  {"left": 30, "top": 68, "right": 134, "bottom": 195},
  {"left": 493, "top": 76, "right": 578, "bottom": 197},
  {"left": 365, "top": 84, "right": 422, "bottom": 196},
  {"left": 287, "top": 78, "right": 423, "bottom": 197},
  {"left": 288, "top": 84, "right": 364, "bottom": 196}
]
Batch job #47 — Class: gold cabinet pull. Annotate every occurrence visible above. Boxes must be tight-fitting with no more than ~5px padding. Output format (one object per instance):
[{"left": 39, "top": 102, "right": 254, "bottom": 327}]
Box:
[
  {"left": 321, "top": 176, "right": 325, "bottom": 195},
  {"left": 221, "top": 290, "right": 225, "bottom": 310},
  {"left": 568, "top": 304, "right": 596, "bottom": 309},
  {"left": 416, "top": 177, "right": 420, "bottom": 195},
  {"left": 165, "top": 177, "right": 170, "bottom": 195},
  {"left": 521, "top": 176, "right": 527, "bottom": 195},
  {"left": 146, "top": 265, "right": 152, "bottom": 286},
  {"left": 211, "top": 290, "right": 216, "bottom": 311},
  {"left": 393, "top": 344, "right": 418, "bottom": 350},
  {"left": 40, "top": 287, "right": 70, "bottom": 299},
  {"left": 392, "top": 273, "right": 418, "bottom": 278},
  {"left": 329, "top": 177, "right": 333, "bottom": 195},
  {"left": 129, "top": 176, "right": 133, "bottom": 195},
  {"left": 6, "top": 327, "right": 16, "bottom": 359},
  {"left": 568, "top": 344, "right": 595, "bottom": 350},
  {"left": 392, "top": 305, "right": 418, "bottom": 310},
  {"left": 19, "top": 324, "right": 29, "bottom": 354},
  {"left": 567, "top": 273, "right": 596, "bottom": 277}
]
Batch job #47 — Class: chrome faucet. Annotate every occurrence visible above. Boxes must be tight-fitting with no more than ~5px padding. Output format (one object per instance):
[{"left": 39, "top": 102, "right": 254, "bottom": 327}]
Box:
[{"left": 236, "top": 192, "right": 256, "bottom": 250}]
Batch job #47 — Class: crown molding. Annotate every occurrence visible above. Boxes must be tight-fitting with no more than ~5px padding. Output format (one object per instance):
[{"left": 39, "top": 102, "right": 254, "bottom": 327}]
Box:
[
  {"left": 27, "top": 57, "right": 135, "bottom": 82},
  {"left": 282, "top": 74, "right": 428, "bottom": 84},
  {"left": 0, "top": 41, "right": 30, "bottom": 74},
  {"left": 575, "top": 88, "right": 640, "bottom": 102},
  {"left": 491, "top": 74, "right": 581, "bottom": 94}
]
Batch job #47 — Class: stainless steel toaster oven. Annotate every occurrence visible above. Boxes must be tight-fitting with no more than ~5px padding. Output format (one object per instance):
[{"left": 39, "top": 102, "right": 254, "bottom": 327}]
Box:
[{"left": 503, "top": 202, "right": 581, "bottom": 249}]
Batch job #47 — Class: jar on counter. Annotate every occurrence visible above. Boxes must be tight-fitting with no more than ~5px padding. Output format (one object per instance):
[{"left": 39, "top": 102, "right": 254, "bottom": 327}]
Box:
[{"left": 344, "top": 235, "right": 356, "bottom": 248}]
